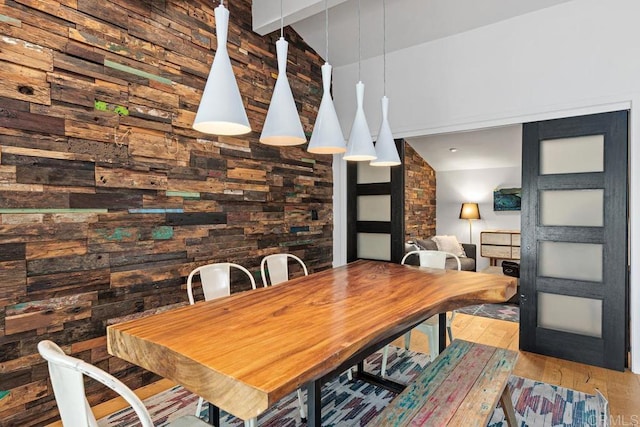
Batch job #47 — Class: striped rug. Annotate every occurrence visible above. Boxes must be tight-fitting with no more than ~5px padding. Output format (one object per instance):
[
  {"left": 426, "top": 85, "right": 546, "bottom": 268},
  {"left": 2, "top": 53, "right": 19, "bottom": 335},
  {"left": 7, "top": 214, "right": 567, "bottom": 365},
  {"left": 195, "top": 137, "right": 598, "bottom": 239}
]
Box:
[{"left": 98, "top": 346, "right": 606, "bottom": 427}]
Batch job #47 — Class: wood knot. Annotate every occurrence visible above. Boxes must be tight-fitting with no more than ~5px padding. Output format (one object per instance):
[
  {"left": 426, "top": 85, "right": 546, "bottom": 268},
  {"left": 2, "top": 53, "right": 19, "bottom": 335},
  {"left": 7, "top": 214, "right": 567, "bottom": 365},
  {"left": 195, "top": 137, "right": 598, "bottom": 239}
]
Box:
[{"left": 18, "top": 86, "right": 34, "bottom": 95}]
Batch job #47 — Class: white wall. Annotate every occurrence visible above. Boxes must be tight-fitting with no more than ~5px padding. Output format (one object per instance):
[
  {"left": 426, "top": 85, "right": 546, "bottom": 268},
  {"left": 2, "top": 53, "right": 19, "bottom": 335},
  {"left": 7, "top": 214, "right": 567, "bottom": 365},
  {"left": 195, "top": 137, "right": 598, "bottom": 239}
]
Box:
[
  {"left": 332, "top": 0, "right": 640, "bottom": 137},
  {"left": 331, "top": 0, "right": 640, "bottom": 372},
  {"left": 436, "top": 168, "right": 521, "bottom": 271}
]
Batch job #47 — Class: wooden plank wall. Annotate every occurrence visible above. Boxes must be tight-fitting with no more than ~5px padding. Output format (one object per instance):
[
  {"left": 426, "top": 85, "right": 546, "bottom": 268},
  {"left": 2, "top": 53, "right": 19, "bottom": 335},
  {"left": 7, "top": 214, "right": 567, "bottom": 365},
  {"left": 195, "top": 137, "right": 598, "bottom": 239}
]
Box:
[
  {"left": 404, "top": 143, "right": 436, "bottom": 241},
  {"left": 0, "top": 1, "right": 331, "bottom": 424}
]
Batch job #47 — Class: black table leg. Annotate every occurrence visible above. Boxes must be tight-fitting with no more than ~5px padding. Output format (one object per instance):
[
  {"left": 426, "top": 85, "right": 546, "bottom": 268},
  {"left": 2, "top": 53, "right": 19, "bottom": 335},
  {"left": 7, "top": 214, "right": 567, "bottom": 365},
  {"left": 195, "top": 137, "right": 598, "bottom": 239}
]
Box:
[
  {"left": 306, "top": 379, "right": 322, "bottom": 427},
  {"left": 353, "top": 358, "right": 405, "bottom": 393},
  {"left": 439, "top": 312, "right": 446, "bottom": 353},
  {"left": 207, "top": 403, "right": 220, "bottom": 426}
]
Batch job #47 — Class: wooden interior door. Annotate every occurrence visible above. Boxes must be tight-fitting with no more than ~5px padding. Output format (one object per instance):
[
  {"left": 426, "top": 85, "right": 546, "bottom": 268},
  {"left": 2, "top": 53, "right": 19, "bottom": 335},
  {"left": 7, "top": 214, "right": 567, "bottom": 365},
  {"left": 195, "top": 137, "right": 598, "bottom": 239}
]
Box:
[
  {"left": 520, "top": 111, "right": 628, "bottom": 371},
  {"left": 347, "top": 139, "right": 405, "bottom": 263}
]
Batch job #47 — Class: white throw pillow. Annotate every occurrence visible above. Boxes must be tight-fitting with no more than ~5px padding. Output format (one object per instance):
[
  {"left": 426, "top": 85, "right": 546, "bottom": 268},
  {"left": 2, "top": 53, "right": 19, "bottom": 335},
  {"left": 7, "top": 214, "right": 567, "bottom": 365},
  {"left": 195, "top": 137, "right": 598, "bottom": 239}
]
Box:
[{"left": 432, "top": 235, "right": 466, "bottom": 258}]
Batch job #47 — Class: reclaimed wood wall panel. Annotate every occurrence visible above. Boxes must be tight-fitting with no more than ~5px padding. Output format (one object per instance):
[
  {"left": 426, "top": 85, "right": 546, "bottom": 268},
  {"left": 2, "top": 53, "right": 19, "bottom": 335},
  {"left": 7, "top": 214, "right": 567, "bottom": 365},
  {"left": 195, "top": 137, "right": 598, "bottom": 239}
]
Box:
[
  {"left": 0, "top": 0, "right": 331, "bottom": 424},
  {"left": 405, "top": 143, "right": 437, "bottom": 241}
]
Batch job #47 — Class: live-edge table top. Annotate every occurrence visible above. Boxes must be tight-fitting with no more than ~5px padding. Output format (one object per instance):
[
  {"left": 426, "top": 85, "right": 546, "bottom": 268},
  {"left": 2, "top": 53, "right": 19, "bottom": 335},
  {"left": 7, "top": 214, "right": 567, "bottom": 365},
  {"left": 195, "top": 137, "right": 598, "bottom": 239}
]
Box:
[{"left": 107, "top": 259, "right": 516, "bottom": 421}]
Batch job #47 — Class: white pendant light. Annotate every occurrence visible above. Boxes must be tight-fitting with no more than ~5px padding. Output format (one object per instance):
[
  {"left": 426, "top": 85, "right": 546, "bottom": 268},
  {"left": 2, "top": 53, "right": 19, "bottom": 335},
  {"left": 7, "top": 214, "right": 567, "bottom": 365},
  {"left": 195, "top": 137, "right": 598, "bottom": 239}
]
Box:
[
  {"left": 193, "top": 1, "right": 251, "bottom": 136},
  {"left": 371, "top": 96, "right": 401, "bottom": 166},
  {"left": 343, "top": 0, "right": 376, "bottom": 162},
  {"left": 308, "top": 1, "right": 346, "bottom": 154},
  {"left": 308, "top": 63, "right": 346, "bottom": 153},
  {"left": 343, "top": 81, "right": 376, "bottom": 161},
  {"left": 371, "top": 0, "right": 401, "bottom": 166},
  {"left": 260, "top": 1, "right": 306, "bottom": 146}
]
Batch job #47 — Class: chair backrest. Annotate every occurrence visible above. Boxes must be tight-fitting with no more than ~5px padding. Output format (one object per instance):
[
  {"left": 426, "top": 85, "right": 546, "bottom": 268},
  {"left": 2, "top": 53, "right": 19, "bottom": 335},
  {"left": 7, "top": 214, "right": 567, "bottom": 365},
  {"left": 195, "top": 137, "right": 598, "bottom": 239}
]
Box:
[
  {"left": 260, "top": 254, "right": 308, "bottom": 286},
  {"left": 401, "top": 250, "right": 461, "bottom": 271},
  {"left": 187, "top": 262, "right": 256, "bottom": 305},
  {"left": 38, "top": 340, "right": 153, "bottom": 427}
]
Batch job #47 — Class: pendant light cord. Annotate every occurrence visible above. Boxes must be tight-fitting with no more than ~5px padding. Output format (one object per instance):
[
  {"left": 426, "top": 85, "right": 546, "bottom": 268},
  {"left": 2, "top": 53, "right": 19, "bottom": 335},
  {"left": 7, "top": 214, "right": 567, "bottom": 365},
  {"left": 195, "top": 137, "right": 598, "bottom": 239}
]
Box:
[
  {"left": 280, "top": 0, "right": 284, "bottom": 38},
  {"left": 383, "top": 0, "right": 386, "bottom": 95},
  {"left": 325, "top": 0, "right": 329, "bottom": 61},
  {"left": 358, "top": 0, "right": 361, "bottom": 80}
]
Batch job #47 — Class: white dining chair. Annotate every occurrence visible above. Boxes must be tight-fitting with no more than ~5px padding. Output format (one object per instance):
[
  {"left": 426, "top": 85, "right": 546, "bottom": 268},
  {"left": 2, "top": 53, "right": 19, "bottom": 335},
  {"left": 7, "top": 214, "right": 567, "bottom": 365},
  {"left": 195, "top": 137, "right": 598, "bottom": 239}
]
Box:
[
  {"left": 259, "top": 253, "right": 309, "bottom": 420},
  {"left": 186, "top": 262, "right": 257, "bottom": 426},
  {"left": 37, "top": 340, "right": 211, "bottom": 427},
  {"left": 187, "top": 262, "right": 256, "bottom": 305},
  {"left": 260, "top": 253, "right": 308, "bottom": 286},
  {"left": 381, "top": 250, "right": 461, "bottom": 377}
]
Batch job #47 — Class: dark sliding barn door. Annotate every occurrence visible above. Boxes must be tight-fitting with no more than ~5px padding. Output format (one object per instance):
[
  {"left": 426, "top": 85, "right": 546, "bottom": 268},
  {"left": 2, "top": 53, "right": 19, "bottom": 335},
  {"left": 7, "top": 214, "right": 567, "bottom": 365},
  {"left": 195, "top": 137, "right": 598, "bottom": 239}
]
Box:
[
  {"left": 347, "top": 139, "right": 404, "bottom": 263},
  {"left": 520, "top": 111, "right": 628, "bottom": 371}
]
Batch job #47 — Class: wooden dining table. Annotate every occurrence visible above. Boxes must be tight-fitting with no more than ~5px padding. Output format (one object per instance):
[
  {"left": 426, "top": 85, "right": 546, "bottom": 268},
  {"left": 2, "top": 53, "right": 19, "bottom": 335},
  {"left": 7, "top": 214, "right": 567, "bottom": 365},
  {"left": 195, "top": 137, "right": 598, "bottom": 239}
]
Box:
[{"left": 107, "top": 259, "right": 516, "bottom": 426}]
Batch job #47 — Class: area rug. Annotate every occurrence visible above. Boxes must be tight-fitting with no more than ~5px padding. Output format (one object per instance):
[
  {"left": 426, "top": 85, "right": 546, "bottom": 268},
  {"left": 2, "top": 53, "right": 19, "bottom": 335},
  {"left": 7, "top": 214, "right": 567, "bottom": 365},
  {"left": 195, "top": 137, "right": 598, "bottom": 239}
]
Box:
[
  {"left": 487, "top": 376, "right": 607, "bottom": 427},
  {"left": 456, "top": 303, "right": 519, "bottom": 322},
  {"left": 98, "top": 347, "right": 604, "bottom": 427}
]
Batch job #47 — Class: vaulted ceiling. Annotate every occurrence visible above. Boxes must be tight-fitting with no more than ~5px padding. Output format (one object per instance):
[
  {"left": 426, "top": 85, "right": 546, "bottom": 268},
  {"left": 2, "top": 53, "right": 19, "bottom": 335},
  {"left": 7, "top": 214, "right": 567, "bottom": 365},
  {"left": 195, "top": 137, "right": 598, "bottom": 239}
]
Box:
[
  {"left": 252, "top": 0, "right": 571, "bottom": 170},
  {"left": 253, "top": 0, "right": 572, "bottom": 67}
]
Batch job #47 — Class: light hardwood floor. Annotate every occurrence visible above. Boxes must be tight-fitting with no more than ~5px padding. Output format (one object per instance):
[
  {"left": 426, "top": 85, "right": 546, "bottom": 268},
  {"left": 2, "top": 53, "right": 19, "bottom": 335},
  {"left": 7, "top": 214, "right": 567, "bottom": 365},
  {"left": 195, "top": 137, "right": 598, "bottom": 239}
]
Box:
[
  {"left": 47, "top": 313, "right": 640, "bottom": 426},
  {"left": 445, "top": 313, "right": 640, "bottom": 423}
]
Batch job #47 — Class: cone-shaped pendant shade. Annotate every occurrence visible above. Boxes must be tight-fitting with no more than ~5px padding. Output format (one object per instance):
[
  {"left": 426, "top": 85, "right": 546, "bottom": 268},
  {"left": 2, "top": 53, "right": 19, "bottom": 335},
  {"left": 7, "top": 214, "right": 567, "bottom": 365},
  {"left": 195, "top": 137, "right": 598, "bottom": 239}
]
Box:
[
  {"left": 344, "top": 81, "right": 376, "bottom": 161},
  {"left": 370, "top": 96, "right": 401, "bottom": 166},
  {"left": 193, "top": 4, "right": 251, "bottom": 136},
  {"left": 260, "top": 37, "right": 306, "bottom": 146},
  {"left": 308, "top": 63, "right": 346, "bottom": 154}
]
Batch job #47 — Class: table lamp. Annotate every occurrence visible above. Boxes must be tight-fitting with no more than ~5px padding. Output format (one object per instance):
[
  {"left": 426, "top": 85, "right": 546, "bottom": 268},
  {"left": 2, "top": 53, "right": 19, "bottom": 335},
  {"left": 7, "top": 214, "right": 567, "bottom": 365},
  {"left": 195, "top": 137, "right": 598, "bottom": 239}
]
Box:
[{"left": 459, "top": 202, "right": 481, "bottom": 244}]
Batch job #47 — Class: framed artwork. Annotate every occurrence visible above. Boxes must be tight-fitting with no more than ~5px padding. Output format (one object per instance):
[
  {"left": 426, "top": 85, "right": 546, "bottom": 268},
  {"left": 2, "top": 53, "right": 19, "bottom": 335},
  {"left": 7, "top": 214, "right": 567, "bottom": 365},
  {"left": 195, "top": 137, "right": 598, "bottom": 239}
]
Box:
[{"left": 494, "top": 188, "right": 521, "bottom": 211}]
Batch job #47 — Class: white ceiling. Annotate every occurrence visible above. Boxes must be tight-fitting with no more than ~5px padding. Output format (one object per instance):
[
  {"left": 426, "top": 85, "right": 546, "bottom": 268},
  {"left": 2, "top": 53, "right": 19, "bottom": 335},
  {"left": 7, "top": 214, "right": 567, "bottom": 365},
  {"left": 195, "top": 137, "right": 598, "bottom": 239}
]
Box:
[
  {"left": 406, "top": 124, "right": 522, "bottom": 172},
  {"left": 254, "top": 0, "right": 572, "bottom": 67},
  {"left": 252, "top": 0, "right": 563, "bottom": 170}
]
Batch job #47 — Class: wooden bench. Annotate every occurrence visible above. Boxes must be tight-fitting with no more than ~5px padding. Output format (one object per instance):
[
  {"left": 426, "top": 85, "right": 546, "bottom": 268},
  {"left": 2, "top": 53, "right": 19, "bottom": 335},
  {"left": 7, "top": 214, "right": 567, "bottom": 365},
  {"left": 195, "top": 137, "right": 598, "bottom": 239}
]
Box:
[{"left": 370, "top": 339, "right": 518, "bottom": 426}]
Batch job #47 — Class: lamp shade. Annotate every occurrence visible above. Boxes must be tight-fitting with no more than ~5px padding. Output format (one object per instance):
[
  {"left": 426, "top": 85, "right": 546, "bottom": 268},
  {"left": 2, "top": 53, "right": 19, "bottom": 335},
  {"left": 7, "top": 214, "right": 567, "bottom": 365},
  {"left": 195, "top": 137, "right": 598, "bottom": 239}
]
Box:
[
  {"left": 343, "top": 81, "right": 376, "bottom": 161},
  {"left": 193, "top": 4, "right": 251, "bottom": 136},
  {"left": 459, "top": 202, "right": 481, "bottom": 220},
  {"left": 308, "top": 63, "right": 346, "bottom": 154},
  {"left": 260, "top": 37, "right": 306, "bottom": 146},
  {"left": 370, "top": 96, "right": 400, "bottom": 166}
]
